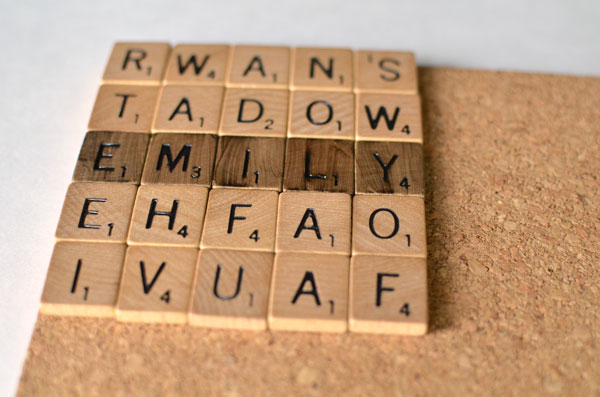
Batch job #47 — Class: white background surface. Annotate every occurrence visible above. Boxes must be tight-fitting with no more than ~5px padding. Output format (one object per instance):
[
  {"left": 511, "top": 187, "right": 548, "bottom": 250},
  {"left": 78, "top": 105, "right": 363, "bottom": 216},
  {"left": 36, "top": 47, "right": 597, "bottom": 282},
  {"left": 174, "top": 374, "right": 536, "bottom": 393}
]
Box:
[{"left": 0, "top": 0, "right": 598, "bottom": 394}]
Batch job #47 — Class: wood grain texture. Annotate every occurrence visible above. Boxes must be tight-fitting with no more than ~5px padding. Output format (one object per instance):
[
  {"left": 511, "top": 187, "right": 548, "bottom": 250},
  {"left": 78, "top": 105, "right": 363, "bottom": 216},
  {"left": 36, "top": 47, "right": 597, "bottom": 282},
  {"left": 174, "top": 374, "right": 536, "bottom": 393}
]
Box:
[
  {"left": 291, "top": 47, "right": 353, "bottom": 91},
  {"left": 227, "top": 45, "right": 290, "bottom": 89},
  {"left": 355, "top": 141, "right": 424, "bottom": 195},
  {"left": 356, "top": 93, "right": 423, "bottom": 142},
  {"left": 73, "top": 131, "right": 150, "bottom": 184},
  {"left": 213, "top": 136, "right": 285, "bottom": 190},
  {"left": 102, "top": 42, "right": 171, "bottom": 85},
  {"left": 354, "top": 50, "right": 417, "bottom": 94},
  {"left": 190, "top": 249, "right": 274, "bottom": 330},
  {"left": 164, "top": 44, "right": 230, "bottom": 85}
]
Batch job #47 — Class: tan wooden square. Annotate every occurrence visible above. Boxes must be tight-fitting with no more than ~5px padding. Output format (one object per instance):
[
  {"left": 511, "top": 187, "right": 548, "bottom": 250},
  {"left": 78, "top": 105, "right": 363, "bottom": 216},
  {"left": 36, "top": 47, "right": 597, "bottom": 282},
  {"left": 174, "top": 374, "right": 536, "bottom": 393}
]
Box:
[
  {"left": 288, "top": 90, "right": 354, "bottom": 140},
  {"left": 356, "top": 93, "right": 422, "bottom": 142},
  {"left": 354, "top": 50, "right": 418, "bottom": 94},
  {"left": 227, "top": 45, "right": 290, "bottom": 89},
  {"left": 102, "top": 42, "right": 171, "bottom": 85},
  {"left": 164, "top": 44, "right": 230, "bottom": 85},
  {"left": 291, "top": 47, "right": 353, "bottom": 91}
]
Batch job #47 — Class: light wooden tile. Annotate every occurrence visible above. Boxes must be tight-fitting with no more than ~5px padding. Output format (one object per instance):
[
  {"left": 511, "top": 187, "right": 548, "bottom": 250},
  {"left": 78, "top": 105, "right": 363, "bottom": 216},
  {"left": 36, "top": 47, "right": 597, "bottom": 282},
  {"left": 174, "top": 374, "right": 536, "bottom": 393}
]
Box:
[
  {"left": 40, "top": 242, "right": 126, "bottom": 317},
  {"left": 213, "top": 136, "right": 284, "bottom": 191},
  {"left": 350, "top": 255, "right": 427, "bottom": 335},
  {"left": 152, "top": 85, "right": 224, "bottom": 134},
  {"left": 288, "top": 90, "right": 354, "bottom": 140},
  {"left": 356, "top": 93, "right": 422, "bottom": 142},
  {"left": 55, "top": 183, "right": 137, "bottom": 243},
  {"left": 219, "top": 88, "right": 288, "bottom": 138},
  {"left": 227, "top": 45, "right": 290, "bottom": 89},
  {"left": 268, "top": 253, "right": 349, "bottom": 333},
  {"left": 116, "top": 246, "right": 198, "bottom": 323},
  {"left": 73, "top": 131, "right": 149, "bottom": 184},
  {"left": 164, "top": 44, "right": 230, "bottom": 85},
  {"left": 352, "top": 195, "right": 426, "bottom": 257},
  {"left": 291, "top": 47, "right": 353, "bottom": 91},
  {"left": 127, "top": 185, "right": 208, "bottom": 247},
  {"left": 102, "top": 42, "right": 171, "bottom": 85},
  {"left": 190, "top": 249, "right": 274, "bottom": 330},
  {"left": 88, "top": 85, "right": 159, "bottom": 133},
  {"left": 283, "top": 138, "right": 354, "bottom": 194},
  {"left": 275, "top": 191, "right": 351, "bottom": 255},
  {"left": 355, "top": 141, "right": 424, "bottom": 196},
  {"left": 354, "top": 50, "right": 418, "bottom": 94}
]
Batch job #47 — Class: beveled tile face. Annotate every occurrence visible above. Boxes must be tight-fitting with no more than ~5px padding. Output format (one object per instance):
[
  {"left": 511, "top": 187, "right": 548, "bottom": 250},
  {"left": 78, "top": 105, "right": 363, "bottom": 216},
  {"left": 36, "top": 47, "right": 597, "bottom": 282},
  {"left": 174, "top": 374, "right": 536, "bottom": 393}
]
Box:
[
  {"left": 88, "top": 85, "right": 160, "bottom": 133},
  {"left": 152, "top": 85, "right": 224, "bottom": 134},
  {"left": 40, "top": 242, "right": 126, "bottom": 317},
  {"left": 227, "top": 45, "right": 290, "bottom": 89},
  {"left": 55, "top": 183, "right": 137, "bottom": 243},
  {"left": 288, "top": 91, "right": 354, "bottom": 140},
  {"left": 219, "top": 88, "right": 288, "bottom": 138},
  {"left": 356, "top": 93, "right": 422, "bottom": 142},
  {"left": 352, "top": 195, "right": 426, "bottom": 257},
  {"left": 350, "top": 255, "right": 427, "bottom": 335},
  {"left": 292, "top": 47, "right": 353, "bottom": 91},
  {"left": 164, "top": 44, "right": 230, "bottom": 85},
  {"left": 201, "top": 189, "right": 279, "bottom": 252},
  {"left": 190, "top": 249, "right": 274, "bottom": 330},
  {"left": 102, "top": 42, "right": 171, "bottom": 85},
  {"left": 268, "top": 253, "right": 349, "bottom": 333},
  {"left": 355, "top": 50, "right": 418, "bottom": 94}
]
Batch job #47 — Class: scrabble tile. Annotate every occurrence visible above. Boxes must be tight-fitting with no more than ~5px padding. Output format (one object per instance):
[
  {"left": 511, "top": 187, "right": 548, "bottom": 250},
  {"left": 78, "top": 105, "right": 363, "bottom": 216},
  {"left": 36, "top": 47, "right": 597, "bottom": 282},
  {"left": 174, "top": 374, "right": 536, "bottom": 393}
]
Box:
[
  {"left": 288, "top": 91, "right": 354, "bottom": 140},
  {"left": 350, "top": 255, "right": 427, "bottom": 335},
  {"left": 352, "top": 195, "right": 426, "bottom": 257},
  {"left": 102, "top": 42, "right": 171, "bottom": 85},
  {"left": 164, "top": 44, "right": 230, "bottom": 85},
  {"left": 40, "top": 242, "right": 126, "bottom": 317},
  {"left": 354, "top": 50, "right": 418, "bottom": 94},
  {"left": 55, "top": 183, "right": 137, "bottom": 243},
  {"left": 152, "top": 85, "right": 224, "bottom": 134},
  {"left": 283, "top": 138, "right": 354, "bottom": 194},
  {"left": 190, "top": 249, "right": 274, "bottom": 330},
  {"left": 128, "top": 185, "right": 209, "bottom": 247},
  {"left": 219, "top": 88, "right": 288, "bottom": 138},
  {"left": 213, "top": 136, "right": 284, "bottom": 190},
  {"left": 275, "top": 191, "right": 351, "bottom": 255},
  {"left": 73, "top": 131, "right": 150, "bottom": 184},
  {"left": 227, "top": 45, "right": 290, "bottom": 89},
  {"left": 268, "top": 253, "right": 349, "bottom": 333},
  {"left": 141, "top": 133, "right": 216, "bottom": 186},
  {"left": 291, "top": 47, "right": 353, "bottom": 91},
  {"left": 355, "top": 141, "right": 424, "bottom": 196},
  {"left": 116, "top": 246, "right": 197, "bottom": 323},
  {"left": 356, "top": 93, "right": 423, "bottom": 143},
  {"left": 88, "top": 85, "right": 160, "bottom": 133}
]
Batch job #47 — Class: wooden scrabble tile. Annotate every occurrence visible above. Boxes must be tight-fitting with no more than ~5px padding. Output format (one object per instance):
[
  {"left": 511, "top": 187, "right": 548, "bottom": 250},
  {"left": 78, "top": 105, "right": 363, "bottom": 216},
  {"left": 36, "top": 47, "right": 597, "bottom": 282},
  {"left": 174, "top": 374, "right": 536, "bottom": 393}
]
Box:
[
  {"left": 350, "top": 255, "right": 427, "bottom": 335},
  {"left": 141, "top": 133, "right": 216, "bottom": 186},
  {"left": 127, "top": 185, "right": 209, "bottom": 247},
  {"left": 88, "top": 85, "right": 159, "bottom": 133},
  {"left": 40, "top": 242, "right": 126, "bottom": 317},
  {"left": 116, "top": 246, "right": 197, "bottom": 323},
  {"left": 352, "top": 195, "right": 426, "bottom": 257},
  {"left": 288, "top": 91, "right": 354, "bottom": 140},
  {"left": 354, "top": 50, "right": 418, "bottom": 94},
  {"left": 73, "top": 131, "right": 149, "bottom": 184},
  {"left": 55, "top": 183, "right": 137, "bottom": 243},
  {"left": 152, "top": 85, "right": 224, "bottom": 134},
  {"left": 190, "top": 249, "right": 274, "bottom": 330},
  {"left": 275, "top": 191, "right": 351, "bottom": 255},
  {"left": 213, "top": 136, "right": 284, "bottom": 190},
  {"left": 268, "top": 253, "right": 349, "bottom": 333},
  {"left": 201, "top": 189, "right": 278, "bottom": 252},
  {"left": 219, "top": 88, "right": 288, "bottom": 138},
  {"left": 291, "top": 47, "right": 353, "bottom": 91},
  {"left": 283, "top": 138, "right": 354, "bottom": 194},
  {"left": 355, "top": 141, "right": 424, "bottom": 196},
  {"left": 164, "top": 44, "right": 230, "bottom": 85},
  {"left": 356, "top": 93, "right": 423, "bottom": 143},
  {"left": 227, "top": 45, "right": 290, "bottom": 89},
  {"left": 102, "top": 42, "right": 171, "bottom": 85}
]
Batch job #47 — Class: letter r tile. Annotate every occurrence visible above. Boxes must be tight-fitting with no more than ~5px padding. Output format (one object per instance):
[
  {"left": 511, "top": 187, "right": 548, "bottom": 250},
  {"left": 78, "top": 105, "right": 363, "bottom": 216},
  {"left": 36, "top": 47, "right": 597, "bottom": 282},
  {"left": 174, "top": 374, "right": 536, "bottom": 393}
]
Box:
[{"left": 102, "top": 42, "right": 171, "bottom": 85}]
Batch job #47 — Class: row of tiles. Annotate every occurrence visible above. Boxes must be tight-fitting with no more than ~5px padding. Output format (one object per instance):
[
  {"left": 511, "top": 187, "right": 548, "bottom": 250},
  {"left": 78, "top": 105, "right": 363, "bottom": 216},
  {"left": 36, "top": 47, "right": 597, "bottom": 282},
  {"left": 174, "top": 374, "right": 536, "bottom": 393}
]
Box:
[
  {"left": 88, "top": 84, "right": 423, "bottom": 142},
  {"left": 75, "top": 131, "right": 424, "bottom": 195},
  {"left": 102, "top": 43, "right": 418, "bottom": 94},
  {"left": 57, "top": 185, "right": 427, "bottom": 257},
  {"left": 42, "top": 242, "right": 427, "bottom": 335}
]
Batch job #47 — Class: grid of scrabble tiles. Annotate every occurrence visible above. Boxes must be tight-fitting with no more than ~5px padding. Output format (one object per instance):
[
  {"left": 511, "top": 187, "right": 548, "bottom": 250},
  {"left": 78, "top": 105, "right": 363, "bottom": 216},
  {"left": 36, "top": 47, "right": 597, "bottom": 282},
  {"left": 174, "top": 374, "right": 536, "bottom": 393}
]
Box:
[{"left": 42, "top": 43, "right": 427, "bottom": 335}]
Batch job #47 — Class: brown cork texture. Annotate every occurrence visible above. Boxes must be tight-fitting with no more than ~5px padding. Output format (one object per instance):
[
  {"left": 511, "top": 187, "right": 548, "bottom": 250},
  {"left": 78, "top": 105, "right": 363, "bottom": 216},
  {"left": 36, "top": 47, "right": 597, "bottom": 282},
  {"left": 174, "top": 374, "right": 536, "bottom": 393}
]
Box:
[{"left": 19, "top": 67, "right": 600, "bottom": 396}]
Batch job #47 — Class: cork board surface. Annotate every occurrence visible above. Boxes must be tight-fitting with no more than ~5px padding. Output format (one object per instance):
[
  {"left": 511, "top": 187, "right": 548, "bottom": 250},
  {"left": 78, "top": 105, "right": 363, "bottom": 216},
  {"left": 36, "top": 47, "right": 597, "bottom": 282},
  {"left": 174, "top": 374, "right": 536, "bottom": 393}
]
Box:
[{"left": 19, "top": 68, "right": 600, "bottom": 396}]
